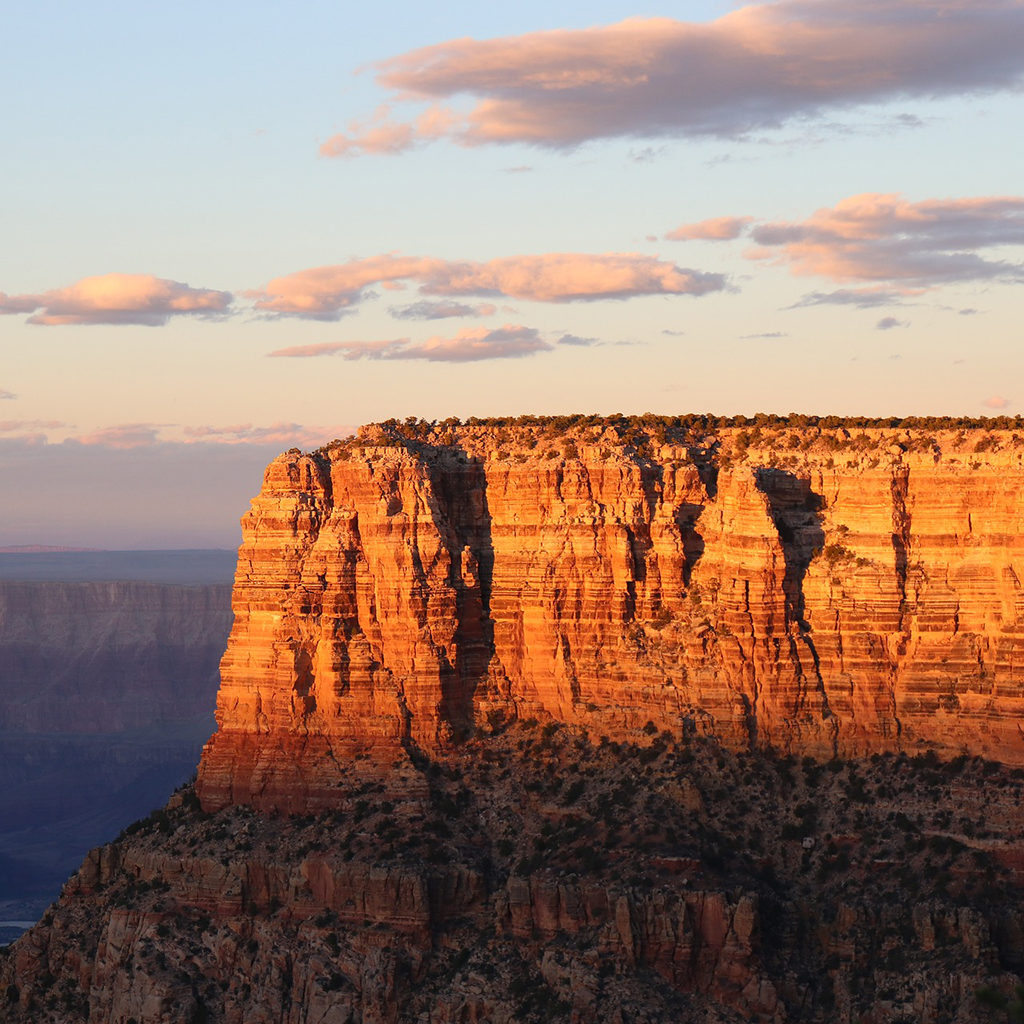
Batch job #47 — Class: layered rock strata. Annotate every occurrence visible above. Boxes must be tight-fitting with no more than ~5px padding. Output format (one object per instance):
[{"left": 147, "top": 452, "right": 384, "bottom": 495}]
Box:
[{"left": 199, "top": 423, "right": 1024, "bottom": 811}]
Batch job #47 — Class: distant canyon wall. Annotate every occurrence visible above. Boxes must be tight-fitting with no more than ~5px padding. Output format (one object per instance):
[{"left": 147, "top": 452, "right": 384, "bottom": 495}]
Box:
[
  {"left": 197, "top": 422, "right": 1024, "bottom": 811},
  {"left": 0, "top": 581, "right": 232, "bottom": 900}
]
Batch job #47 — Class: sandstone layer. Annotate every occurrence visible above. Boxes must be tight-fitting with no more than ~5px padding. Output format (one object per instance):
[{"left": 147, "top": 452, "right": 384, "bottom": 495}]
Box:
[{"left": 198, "top": 420, "right": 1024, "bottom": 812}]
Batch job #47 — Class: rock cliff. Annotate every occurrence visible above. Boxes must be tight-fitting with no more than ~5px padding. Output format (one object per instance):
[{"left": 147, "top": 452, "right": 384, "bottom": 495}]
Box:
[
  {"left": 7, "top": 417, "right": 1024, "bottom": 1024},
  {"left": 198, "top": 419, "right": 1024, "bottom": 812}
]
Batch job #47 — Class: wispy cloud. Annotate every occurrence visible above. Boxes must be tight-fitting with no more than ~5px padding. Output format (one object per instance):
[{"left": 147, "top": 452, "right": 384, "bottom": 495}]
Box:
[
  {"left": 253, "top": 252, "right": 725, "bottom": 319},
  {"left": 320, "top": 2, "right": 1024, "bottom": 155},
  {"left": 557, "top": 333, "right": 600, "bottom": 347},
  {"left": 268, "top": 324, "right": 552, "bottom": 362},
  {"left": 876, "top": 316, "right": 909, "bottom": 330},
  {"left": 0, "top": 419, "right": 70, "bottom": 432},
  {"left": 740, "top": 331, "right": 788, "bottom": 339},
  {"left": 666, "top": 216, "right": 752, "bottom": 241},
  {"left": 389, "top": 299, "right": 497, "bottom": 320},
  {"left": 181, "top": 422, "right": 355, "bottom": 447},
  {"left": 787, "top": 287, "right": 914, "bottom": 309},
  {"left": 0, "top": 420, "right": 350, "bottom": 451},
  {"left": 0, "top": 390, "right": 16, "bottom": 400},
  {"left": 747, "top": 193, "right": 1024, "bottom": 287},
  {"left": 983, "top": 396, "right": 1012, "bottom": 410},
  {"left": 0, "top": 273, "right": 232, "bottom": 326},
  {"left": 73, "top": 423, "right": 165, "bottom": 448}
]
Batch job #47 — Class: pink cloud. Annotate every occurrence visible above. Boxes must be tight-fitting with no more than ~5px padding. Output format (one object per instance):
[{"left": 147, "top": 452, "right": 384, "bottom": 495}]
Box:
[
  {"left": 0, "top": 419, "right": 70, "bottom": 432},
  {"left": 666, "top": 216, "right": 753, "bottom": 241},
  {"left": 182, "top": 422, "right": 356, "bottom": 447},
  {"left": 747, "top": 193, "right": 1024, "bottom": 287},
  {"left": 0, "top": 294, "right": 40, "bottom": 315},
  {"left": 251, "top": 256, "right": 442, "bottom": 318},
  {"left": 0, "top": 274, "right": 232, "bottom": 326},
  {"left": 268, "top": 324, "right": 552, "bottom": 362},
  {"left": 254, "top": 252, "right": 725, "bottom": 319},
  {"left": 320, "top": 3, "right": 1024, "bottom": 154},
  {"left": 425, "top": 253, "right": 723, "bottom": 302},
  {"left": 983, "top": 396, "right": 1012, "bottom": 410},
  {"left": 319, "top": 105, "right": 417, "bottom": 158},
  {"left": 73, "top": 424, "right": 164, "bottom": 448}
]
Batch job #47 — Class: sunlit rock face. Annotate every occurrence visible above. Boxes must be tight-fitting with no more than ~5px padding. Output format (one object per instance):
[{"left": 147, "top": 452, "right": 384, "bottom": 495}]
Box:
[{"left": 197, "top": 421, "right": 1024, "bottom": 812}]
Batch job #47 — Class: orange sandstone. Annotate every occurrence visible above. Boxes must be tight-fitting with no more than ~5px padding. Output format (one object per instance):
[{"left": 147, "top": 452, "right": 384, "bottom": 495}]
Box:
[{"left": 197, "top": 423, "right": 1024, "bottom": 812}]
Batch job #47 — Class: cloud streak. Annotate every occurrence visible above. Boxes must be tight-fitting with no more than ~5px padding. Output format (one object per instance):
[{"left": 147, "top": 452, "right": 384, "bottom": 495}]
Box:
[
  {"left": 666, "top": 216, "right": 753, "bottom": 241},
  {"left": 181, "top": 423, "right": 356, "bottom": 447},
  {"left": 787, "top": 287, "right": 915, "bottom": 309},
  {"left": 254, "top": 253, "right": 725, "bottom": 319},
  {"left": 268, "top": 324, "right": 552, "bottom": 362},
  {"left": 747, "top": 193, "right": 1024, "bottom": 286},
  {"left": 389, "top": 299, "right": 498, "bottom": 320},
  {"left": 0, "top": 274, "right": 232, "bottom": 326},
  {"left": 321, "top": 2, "right": 1024, "bottom": 154}
]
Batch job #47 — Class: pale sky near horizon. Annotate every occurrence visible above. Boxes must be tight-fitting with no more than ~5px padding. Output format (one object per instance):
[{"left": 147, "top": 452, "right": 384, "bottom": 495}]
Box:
[{"left": 2, "top": 0, "right": 1023, "bottom": 547}]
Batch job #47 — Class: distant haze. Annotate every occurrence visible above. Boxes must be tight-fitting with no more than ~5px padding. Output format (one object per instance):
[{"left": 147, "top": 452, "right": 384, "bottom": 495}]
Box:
[
  {"left": 0, "top": 550, "right": 237, "bottom": 585},
  {"left": 0, "top": 441, "right": 285, "bottom": 549}
]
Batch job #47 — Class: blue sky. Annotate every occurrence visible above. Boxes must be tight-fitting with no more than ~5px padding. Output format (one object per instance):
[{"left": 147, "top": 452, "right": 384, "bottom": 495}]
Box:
[{"left": 2, "top": 1, "right": 1023, "bottom": 546}]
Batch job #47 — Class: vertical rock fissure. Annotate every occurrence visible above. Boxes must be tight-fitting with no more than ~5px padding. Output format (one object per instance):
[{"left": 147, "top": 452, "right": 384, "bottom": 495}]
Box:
[
  {"left": 753, "top": 469, "right": 825, "bottom": 631},
  {"left": 890, "top": 465, "right": 912, "bottom": 633},
  {"left": 426, "top": 451, "right": 496, "bottom": 739}
]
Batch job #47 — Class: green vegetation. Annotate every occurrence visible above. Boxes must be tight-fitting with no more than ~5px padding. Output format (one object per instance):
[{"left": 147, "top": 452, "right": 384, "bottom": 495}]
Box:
[{"left": 315, "top": 411, "right": 1024, "bottom": 459}]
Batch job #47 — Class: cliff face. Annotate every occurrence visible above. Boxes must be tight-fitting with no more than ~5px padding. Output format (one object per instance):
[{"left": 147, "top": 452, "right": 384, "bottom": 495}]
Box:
[
  {"left": 7, "top": 421, "right": 1024, "bottom": 1024},
  {"left": 198, "top": 423, "right": 1024, "bottom": 812}
]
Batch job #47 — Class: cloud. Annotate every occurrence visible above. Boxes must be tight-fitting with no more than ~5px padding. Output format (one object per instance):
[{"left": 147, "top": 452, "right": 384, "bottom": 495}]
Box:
[
  {"left": 320, "top": 2, "right": 1024, "bottom": 154},
  {"left": 747, "top": 193, "right": 1024, "bottom": 287},
  {"left": 0, "top": 273, "right": 232, "bottom": 326},
  {"left": 788, "top": 286, "right": 914, "bottom": 309},
  {"left": 983, "top": 395, "right": 1012, "bottom": 410},
  {"left": 959, "top": 307, "right": 981, "bottom": 316},
  {"left": 876, "top": 316, "right": 909, "bottom": 330},
  {"left": 0, "top": 419, "right": 70, "bottom": 432},
  {"left": 269, "top": 324, "right": 552, "bottom": 362},
  {"left": 319, "top": 105, "right": 417, "bottom": 158},
  {"left": 557, "top": 333, "right": 600, "bottom": 347},
  {"left": 181, "top": 422, "right": 356, "bottom": 447},
  {"left": 73, "top": 423, "right": 165, "bottom": 448},
  {"left": 254, "top": 252, "right": 725, "bottom": 318},
  {"left": 740, "top": 331, "right": 788, "bottom": 339},
  {"left": 250, "top": 256, "right": 439, "bottom": 319},
  {"left": 319, "top": 104, "right": 458, "bottom": 158},
  {"left": 666, "top": 216, "right": 753, "bottom": 241},
  {"left": 0, "top": 390, "right": 15, "bottom": 400},
  {"left": 389, "top": 299, "right": 497, "bottom": 320}
]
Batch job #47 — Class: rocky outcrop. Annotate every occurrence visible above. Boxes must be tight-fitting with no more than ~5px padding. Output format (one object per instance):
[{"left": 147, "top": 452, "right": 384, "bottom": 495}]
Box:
[
  {"left": 198, "top": 422, "right": 1024, "bottom": 812},
  {"left": 5, "top": 727, "right": 1024, "bottom": 1024}
]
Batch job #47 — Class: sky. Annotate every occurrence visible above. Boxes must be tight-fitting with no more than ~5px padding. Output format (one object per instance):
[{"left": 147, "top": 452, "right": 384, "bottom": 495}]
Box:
[{"left": 2, "top": 0, "right": 1023, "bottom": 547}]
